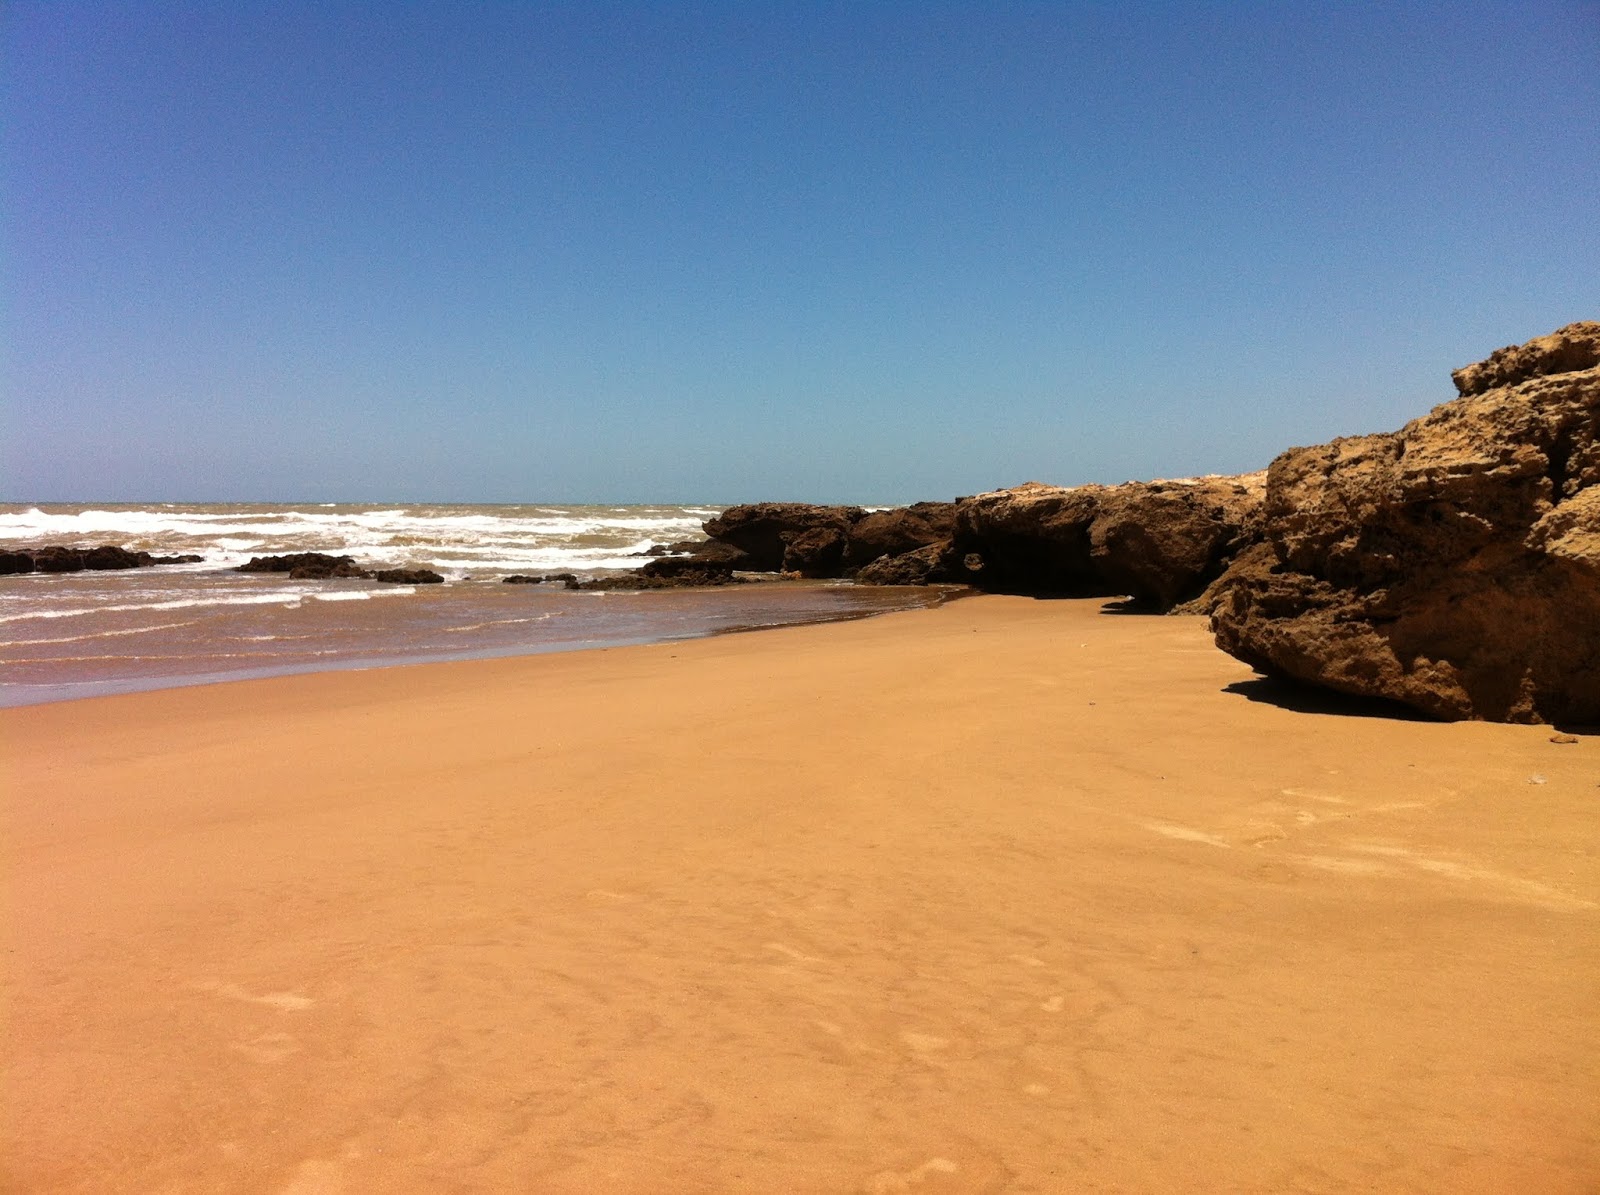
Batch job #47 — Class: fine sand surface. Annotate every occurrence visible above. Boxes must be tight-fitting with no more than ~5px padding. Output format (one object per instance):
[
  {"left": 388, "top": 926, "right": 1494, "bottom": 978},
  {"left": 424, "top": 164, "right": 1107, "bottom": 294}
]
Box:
[{"left": 4, "top": 596, "right": 1597, "bottom": 1193}]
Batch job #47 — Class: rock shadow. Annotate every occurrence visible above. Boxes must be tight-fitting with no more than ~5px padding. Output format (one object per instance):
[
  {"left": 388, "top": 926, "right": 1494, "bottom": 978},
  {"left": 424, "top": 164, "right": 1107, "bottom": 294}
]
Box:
[{"left": 1223, "top": 676, "right": 1435, "bottom": 722}]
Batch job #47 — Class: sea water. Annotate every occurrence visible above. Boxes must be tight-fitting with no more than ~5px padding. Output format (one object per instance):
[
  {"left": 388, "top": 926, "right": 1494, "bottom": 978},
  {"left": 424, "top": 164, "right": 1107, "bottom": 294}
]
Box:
[{"left": 0, "top": 503, "right": 946, "bottom": 705}]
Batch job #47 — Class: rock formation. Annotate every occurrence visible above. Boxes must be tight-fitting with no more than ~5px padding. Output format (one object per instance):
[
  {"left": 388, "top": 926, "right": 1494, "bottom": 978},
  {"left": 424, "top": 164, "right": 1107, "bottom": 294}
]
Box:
[
  {"left": 700, "top": 504, "right": 867, "bottom": 572},
  {"left": 842, "top": 503, "right": 959, "bottom": 570},
  {"left": 0, "top": 546, "right": 203, "bottom": 574},
  {"left": 668, "top": 483, "right": 1259, "bottom": 607},
  {"left": 1210, "top": 321, "right": 1600, "bottom": 723},
  {"left": 946, "top": 475, "right": 1265, "bottom": 608},
  {"left": 671, "top": 501, "right": 956, "bottom": 581}
]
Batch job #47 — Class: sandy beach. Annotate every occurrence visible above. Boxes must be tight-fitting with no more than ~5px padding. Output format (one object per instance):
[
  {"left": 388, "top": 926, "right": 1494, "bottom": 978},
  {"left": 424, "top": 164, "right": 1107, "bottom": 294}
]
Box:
[{"left": 4, "top": 595, "right": 1597, "bottom": 1193}]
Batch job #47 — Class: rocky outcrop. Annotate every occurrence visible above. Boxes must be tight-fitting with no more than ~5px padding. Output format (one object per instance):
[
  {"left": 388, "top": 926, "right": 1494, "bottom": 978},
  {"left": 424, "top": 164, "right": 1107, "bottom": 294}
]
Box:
[
  {"left": 1210, "top": 322, "right": 1600, "bottom": 723},
  {"left": 236, "top": 553, "right": 442, "bottom": 583},
  {"left": 371, "top": 568, "right": 445, "bottom": 585},
  {"left": 1449, "top": 321, "right": 1600, "bottom": 397},
  {"left": 0, "top": 545, "right": 203, "bottom": 574},
  {"left": 854, "top": 542, "right": 949, "bottom": 586},
  {"left": 948, "top": 474, "right": 1265, "bottom": 608},
  {"left": 672, "top": 483, "right": 1260, "bottom": 604},
  {"left": 569, "top": 553, "right": 747, "bottom": 590},
  {"left": 701, "top": 504, "right": 866, "bottom": 572},
  {"left": 843, "top": 503, "right": 958, "bottom": 570},
  {"left": 688, "top": 500, "right": 957, "bottom": 580},
  {"left": 237, "top": 552, "right": 367, "bottom": 579}
]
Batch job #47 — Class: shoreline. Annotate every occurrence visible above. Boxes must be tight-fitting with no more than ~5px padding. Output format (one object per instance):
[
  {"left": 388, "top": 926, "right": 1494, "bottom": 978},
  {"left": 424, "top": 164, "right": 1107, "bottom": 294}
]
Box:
[
  {"left": 0, "top": 575, "right": 963, "bottom": 709},
  {"left": 5, "top": 595, "right": 1596, "bottom": 1191}
]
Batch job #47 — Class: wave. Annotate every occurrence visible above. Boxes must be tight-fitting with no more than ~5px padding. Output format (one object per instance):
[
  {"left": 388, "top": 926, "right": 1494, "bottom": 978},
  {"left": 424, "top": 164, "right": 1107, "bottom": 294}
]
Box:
[
  {"left": 0, "top": 502, "right": 721, "bottom": 573},
  {"left": 311, "top": 588, "right": 415, "bottom": 601},
  {"left": 0, "top": 619, "right": 203, "bottom": 647},
  {"left": 0, "top": 591, "right": 308, "bottom": 624}
]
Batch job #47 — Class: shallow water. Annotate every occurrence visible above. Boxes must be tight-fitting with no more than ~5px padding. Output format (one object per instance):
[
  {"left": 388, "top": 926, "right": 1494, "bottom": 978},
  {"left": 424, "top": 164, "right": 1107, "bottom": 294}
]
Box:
[{"left": 0, "top": 503, "right": 949, "bottom": 705}]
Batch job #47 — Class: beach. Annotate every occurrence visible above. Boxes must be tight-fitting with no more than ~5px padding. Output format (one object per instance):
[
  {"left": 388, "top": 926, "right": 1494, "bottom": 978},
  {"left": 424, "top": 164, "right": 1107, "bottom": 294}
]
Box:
[{"left": 5, "top": 595, "right": 1597, "bottom": 1192}]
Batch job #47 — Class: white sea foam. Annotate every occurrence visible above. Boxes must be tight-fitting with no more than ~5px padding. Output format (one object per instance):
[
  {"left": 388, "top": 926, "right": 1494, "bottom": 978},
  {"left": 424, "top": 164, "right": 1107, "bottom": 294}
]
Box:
[
  {"left": 0, "top": 591, "right": 310, "bottom": 624},
  {"left": 0, "top": 502, "right": 720, "bottom": 573},
  {"left": 0, "top": 620, "right": 202, "bottom": 647},
  {"left": 311, "top": 588, "right": 416, "bottom": 601}
]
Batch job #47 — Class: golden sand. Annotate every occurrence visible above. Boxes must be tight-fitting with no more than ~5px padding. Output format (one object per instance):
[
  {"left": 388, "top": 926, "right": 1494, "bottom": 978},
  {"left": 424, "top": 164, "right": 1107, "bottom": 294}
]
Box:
[{"left": 4, "top": 596, "right": 1597, "bottom": 1192}]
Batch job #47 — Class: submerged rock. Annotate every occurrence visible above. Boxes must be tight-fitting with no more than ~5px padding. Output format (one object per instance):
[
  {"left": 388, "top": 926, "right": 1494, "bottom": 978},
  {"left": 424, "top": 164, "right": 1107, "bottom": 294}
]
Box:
[
  {"left": 1210, "top": 321, "right": 1600, "bottom": 723},
  {"left": 503, "top": 573, "right": 577, "bottom": 585},
  {"left": 372, "top": 568, "right": 444, "bottom": 584}
]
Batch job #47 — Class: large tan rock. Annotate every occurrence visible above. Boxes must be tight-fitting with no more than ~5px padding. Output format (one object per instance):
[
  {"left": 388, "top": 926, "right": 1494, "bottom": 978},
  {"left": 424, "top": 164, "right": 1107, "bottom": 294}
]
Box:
[
  {"left": 950, "top": 474, "right": 1265, "bottom": 609},
  {"left": 1211, "top": 322, "right": 1600, "bottom": 723}
]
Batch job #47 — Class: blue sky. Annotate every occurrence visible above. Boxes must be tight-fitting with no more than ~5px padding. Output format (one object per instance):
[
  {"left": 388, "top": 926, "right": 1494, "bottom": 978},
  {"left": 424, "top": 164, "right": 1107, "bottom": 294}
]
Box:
[{"left": 5, "top": 1, "right": 1597, "bottom": 503}]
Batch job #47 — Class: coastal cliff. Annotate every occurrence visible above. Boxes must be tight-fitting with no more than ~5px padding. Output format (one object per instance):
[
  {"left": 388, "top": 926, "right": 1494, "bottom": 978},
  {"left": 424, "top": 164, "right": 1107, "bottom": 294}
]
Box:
[{"left": 1209, "top": 321, "right": 1600, "bottom": 723}]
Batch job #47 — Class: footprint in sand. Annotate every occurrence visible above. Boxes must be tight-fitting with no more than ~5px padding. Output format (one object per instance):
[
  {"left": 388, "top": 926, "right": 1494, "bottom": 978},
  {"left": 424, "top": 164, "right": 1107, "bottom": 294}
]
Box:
[
  {"left": 195, "top": 981, "right": 313, "bottom": 1011},
  {"left": 1140, "top": 820, "right": 1231, "bottom": 848},
  {"left": 765, "top": 942, "right": 826, "bottom": 964},
  {"left": 231, "top": 1032, "right": 300, "bottom": 1064},
  {"left": 865, "top": 1157, "right": 958, "bottom": 1193},
  {"left": 277, "top": 1159, "right": 343, "bottom": 1195}
]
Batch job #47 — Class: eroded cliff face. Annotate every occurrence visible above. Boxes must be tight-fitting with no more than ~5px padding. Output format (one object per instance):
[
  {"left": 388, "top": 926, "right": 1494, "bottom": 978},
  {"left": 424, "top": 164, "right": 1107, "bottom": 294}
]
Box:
[{"left": 1210, "top": 322, "right": 1600, "bottom": 723}]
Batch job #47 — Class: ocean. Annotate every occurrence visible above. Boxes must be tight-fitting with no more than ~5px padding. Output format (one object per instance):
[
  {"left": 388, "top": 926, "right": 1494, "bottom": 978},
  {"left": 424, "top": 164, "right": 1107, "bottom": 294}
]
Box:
[{"left": 0, "top": 502, "right": 949, "bottom": 706}]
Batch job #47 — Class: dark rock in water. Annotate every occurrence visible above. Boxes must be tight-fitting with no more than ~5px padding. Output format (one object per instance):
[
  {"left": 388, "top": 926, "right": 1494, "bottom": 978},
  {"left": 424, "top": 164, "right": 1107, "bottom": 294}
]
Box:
[
  {"left": 637, "top": 540, "right": 711, "bottom": 557},
  {"left": 0, "top": 545, "right": 204, "bottom": 574},
  {"left": 28, "top": 546, "right": 95, "bottom": 573},
  {"left": 1210, "top": 321, "right": 1600, "bottom": 723},
  {"left": 569, "top": 565, "right": 747, "bottom": 590},
  {"left": 503, "top": 572, "right": 581, "bottom": 584},
  {"left": 679, "top": 540, "right": 756, "bottom": 570},
  {"left": 639, "top": 555, "right": 738, "bottom": 582},
  {"left": 372, "top": 568, "right": 444, "bottom": 584},
  {"left": 83, "top": 545, "right": 153, "bottom": 570},
  {"left": 843, "top": 503, "right": 958, "bottom": 570},
  {"left": 854, "top": 542, "right": 950, "bottom": 586},
  {"left": 948, "top": 475, "right": 1264, "bottom": 607},
  {"left": 288, "top": 561, "right": 369, "bottom": 579},
  {"left": 701, "top": 503, "right": 866, "bottom": 572},
  {"left": 234, "top": 552, "right": 439, "bottom": 582},
  {"left": 237, "top": 552, "right": 363, "bottom": 576}
]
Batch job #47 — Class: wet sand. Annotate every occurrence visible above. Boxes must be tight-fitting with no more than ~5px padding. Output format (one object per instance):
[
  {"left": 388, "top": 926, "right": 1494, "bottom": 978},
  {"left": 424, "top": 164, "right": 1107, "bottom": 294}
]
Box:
[{"left": 4, "top": 596, "right": 1597, "bottom": 1192}]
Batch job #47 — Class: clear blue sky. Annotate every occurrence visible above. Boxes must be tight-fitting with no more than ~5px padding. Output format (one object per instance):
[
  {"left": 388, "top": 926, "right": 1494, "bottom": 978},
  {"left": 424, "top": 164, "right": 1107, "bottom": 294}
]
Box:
[{"left": 5, "top": 1, "right": 1597, "bottom": 503}]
